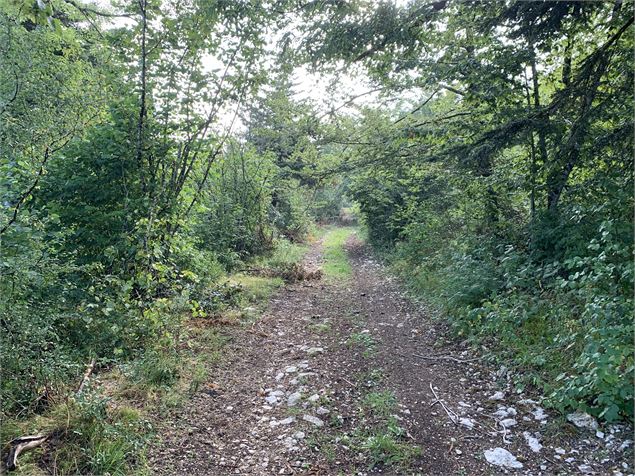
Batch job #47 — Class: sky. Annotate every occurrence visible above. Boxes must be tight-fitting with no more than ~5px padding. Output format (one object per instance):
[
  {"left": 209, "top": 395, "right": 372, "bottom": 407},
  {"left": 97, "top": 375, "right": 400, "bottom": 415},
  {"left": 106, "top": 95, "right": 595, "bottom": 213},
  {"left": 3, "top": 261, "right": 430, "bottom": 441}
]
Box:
[{"left": 91, "top": 0, "right": 390, "bottom": 121}]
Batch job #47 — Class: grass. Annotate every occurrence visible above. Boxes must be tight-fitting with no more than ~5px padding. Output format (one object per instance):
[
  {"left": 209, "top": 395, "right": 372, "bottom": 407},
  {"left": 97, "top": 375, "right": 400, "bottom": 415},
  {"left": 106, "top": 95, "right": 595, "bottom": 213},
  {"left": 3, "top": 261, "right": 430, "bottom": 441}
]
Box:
[
  {"left": 231, "top": 274, "right": 284, "bottom": 313},
  {"left": 362, "top": 391, "right": 397, "bottom": 418},
  {"left": 252, "top": 237, "right": 309, "bottom": 269},
  {"left": 359, "top": 431, "right": 421, "bottom": 469},
  {"left": 310, "top": 321, "right": 332, "bottom": 333},
  {"left": 321, "top": 226, "right": 356, "bottom": 280},
  {"left": 3, "top": 397, "right": 150, "bottom": 476},
  {"left": 348, "top": 331, "right": 377, "bottom": 357}
]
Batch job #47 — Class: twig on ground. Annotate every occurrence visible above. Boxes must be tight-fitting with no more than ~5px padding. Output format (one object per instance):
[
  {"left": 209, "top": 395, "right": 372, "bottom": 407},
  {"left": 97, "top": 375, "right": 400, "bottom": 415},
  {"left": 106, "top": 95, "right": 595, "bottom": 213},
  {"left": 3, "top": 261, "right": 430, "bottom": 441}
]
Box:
[
  {"left": 6, "top": 357, "right": 97, "bottom": 471},
  {"left": 429, "top": 382, "right": 458, "bottom": 424},
  {"left": 5, "top": 435, "right": 49, "bottom": 471},
  {"left": 498, "top": 420, "right": 511, "bottom": 444}
]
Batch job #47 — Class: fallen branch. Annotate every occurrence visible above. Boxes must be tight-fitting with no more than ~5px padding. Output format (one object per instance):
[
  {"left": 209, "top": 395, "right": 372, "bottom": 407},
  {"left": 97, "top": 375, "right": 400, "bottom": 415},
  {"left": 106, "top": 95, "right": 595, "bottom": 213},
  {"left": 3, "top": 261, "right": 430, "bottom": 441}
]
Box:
[
  {"left": 6, "top": 358, "right": 95, "bottom": 471},
  {"left": 429, "top": 382, "right": 458, "bottom": 424},
  {"left": 5, "top": 435, "right": 49, "bottom": 471},
  {"left": 76, "top": 358, "right": 96, "bottom": 395}
]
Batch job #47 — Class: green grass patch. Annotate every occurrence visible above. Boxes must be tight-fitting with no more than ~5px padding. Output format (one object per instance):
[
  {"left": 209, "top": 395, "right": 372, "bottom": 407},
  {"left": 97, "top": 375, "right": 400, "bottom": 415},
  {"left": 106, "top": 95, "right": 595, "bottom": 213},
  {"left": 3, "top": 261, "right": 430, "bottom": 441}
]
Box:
[
  {"left": 348, "top": 331, "right": 377, "bottom": 357},
  {"left": 231, "top": 274, "right": 284, "bottom": 310},
  {"left": 362, "top": 391, "right": 397, "bottom": 418},
  {"left": 3, "top": 398, "right": 150, "bottom": 476},
  {"left": 251, "top": 238, "right": 309, "bottom": 269},
  {"left": 321, "top": 226, "right": 356, "bottom": 280},
  {"left": 310, "top": 322, "right": 332, "bottom": 333},
  {"left": 359, "top": 430, "right": 421, "bottom": 469}
]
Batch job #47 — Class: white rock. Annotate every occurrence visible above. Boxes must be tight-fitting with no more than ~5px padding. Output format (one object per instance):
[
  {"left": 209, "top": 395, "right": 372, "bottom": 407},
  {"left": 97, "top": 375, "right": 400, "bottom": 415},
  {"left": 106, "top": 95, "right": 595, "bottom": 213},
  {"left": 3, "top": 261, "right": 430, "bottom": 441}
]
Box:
[
  {"left": 518, "top": 399, "right": 538, "bottom": 405},
  {"left": 279, "top": 416, "right": 295, "bottom": 425},
  {"left": 522, "top": 432, "right": 542, "bottom": 453},
  {"left": 483, "top": 448, "right": 523, "bottom": 469},
  {"left": 268, "top": 390, "right": 284, "bottom": 397},
  {"left": 532, "top": 407, "right": 548, "bottom": 421},
  {"left": 308, "top": 394, "right": 320, "bottom": 403},
  {"left": 618, "top": 440, "right": 632, "bottom": 451},
  {"left": 596, "top": 430, "right": 605, "bottom": 439},
  {"left": 567, "top": 412, "right": 598, "bottom": 430},
  {"left": 275, "top": 372, "right": 284, "bottom": 381},
  {"left": 287, "top": 392, "right": 302, "bottom": 406},
  {"left": 285, "top": 366, "right": 298, "bottom": 373},
  {"left": 459, "top": 418, "right": 475, "bottom": 429},
  {"left": 500, "top": 418, "right": 517, "bottom": 428},
  {"left": 493, "top": 408, "right": 511, "bottom": 418},
  {"left": 306, "top": 347, "right": 324, "bottom": 356},
  {"left": 293, "top": 431, "right": 305, "bottom": 439},
  {"left": 316, "top": 406, "right": 330, "bottom": 415},
  {"left": 265, "top": 396, "right": 278, "bottom": 405},
  {"left": 302, "top": 415, "right": 324, "bottom": 427},
  {"left": 578, "top": 464, "right": 593, "bottom": 473},
  {"left": 555, "top": 448, "right": 566, "bottom": 455},
  {"left": 489, "top": 391, "right": 505, "bottom": 401}
]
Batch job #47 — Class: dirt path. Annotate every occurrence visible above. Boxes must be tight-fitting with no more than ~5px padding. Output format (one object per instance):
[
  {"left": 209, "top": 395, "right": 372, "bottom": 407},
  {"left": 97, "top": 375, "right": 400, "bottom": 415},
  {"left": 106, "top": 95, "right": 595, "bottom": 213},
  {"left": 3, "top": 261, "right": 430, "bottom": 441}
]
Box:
[{"left": 149, "top": 229, "right": 632, "bottom": 475}]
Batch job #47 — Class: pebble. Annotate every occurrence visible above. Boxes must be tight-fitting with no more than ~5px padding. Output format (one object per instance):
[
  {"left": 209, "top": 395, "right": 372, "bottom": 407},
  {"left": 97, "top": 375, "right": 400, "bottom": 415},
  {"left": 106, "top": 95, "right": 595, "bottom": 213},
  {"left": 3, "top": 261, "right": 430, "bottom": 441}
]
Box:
[
  {"left": 306, "top": 347, "right": 324, "bottom": 356},
  {"left": 308, "top": 394, "right": 320, "bottom": 403},
  {"left": 316, "top": 406, "right": 330, "bottom": 415},
  {"left": 522, "top": 431, "right": 542, "bottom": 453},
  {"left": 287, "top": 392, "right": 302, "bottom": 406},
  {"left": 302, "top": 415, "right": 324, "bottom": 427},
  {"left": 489, "top": 391, "right": 505, "bottom": 401},
  {"left": 285, "top": 366, "right": 298, "bottom": 373},
  {"left": 532, "top": 407, "right": 548, "bottom": 421},
  {"left": 500, "top": 418, "right": 517, "bottom": 428},
  {"left": 459, "top": 418, "right": 475, "bottom": 429}
]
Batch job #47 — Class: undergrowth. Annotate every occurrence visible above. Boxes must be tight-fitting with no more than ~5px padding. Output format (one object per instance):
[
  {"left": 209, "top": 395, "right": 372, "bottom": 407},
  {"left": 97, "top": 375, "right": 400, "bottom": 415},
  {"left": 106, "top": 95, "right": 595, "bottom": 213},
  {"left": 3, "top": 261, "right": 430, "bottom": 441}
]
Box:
[{"left": 1, "top": 237, "right": 310, "bottom": 474}]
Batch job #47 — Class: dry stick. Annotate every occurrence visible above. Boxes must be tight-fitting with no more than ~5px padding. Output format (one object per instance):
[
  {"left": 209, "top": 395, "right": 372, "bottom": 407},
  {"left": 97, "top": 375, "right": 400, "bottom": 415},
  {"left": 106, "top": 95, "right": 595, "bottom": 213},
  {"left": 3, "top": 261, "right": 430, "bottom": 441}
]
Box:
[
  {"left": 498, "top": 420, "right": 511, "bottom": 444},
  {"left": 6, "top": 357, "right": 96, "bottom": 471},
  {"left": 5, "top": 435, "right": 49, "bottom": 471},
  {"left": 429, "top": 382, "right": 458, "bottom": 424},
  {"left": 76, "top": 358, "right": 96, "bottom": 395}
]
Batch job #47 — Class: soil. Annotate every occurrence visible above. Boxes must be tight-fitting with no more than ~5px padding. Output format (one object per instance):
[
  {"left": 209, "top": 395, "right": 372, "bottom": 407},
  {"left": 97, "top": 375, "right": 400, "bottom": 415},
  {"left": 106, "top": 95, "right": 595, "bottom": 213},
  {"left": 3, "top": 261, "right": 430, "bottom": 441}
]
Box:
[{"left": 148, "top": 231, "right": 633, "bottom": 476}]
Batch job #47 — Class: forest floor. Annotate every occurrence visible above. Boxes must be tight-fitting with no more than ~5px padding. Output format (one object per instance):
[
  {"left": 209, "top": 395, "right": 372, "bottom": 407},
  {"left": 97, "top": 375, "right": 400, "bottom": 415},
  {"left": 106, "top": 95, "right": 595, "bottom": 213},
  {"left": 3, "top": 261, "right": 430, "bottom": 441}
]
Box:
[{"left": 148, "top": 227, "right": 633, "bottom": 476}]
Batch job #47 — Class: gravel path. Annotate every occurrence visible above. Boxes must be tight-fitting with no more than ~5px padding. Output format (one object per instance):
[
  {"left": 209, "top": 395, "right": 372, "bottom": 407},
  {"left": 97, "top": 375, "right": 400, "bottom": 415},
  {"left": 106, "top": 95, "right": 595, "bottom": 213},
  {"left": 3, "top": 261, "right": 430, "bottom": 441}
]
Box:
[{"left": 149, "top": 231, "right": 633, "bottom": 475}]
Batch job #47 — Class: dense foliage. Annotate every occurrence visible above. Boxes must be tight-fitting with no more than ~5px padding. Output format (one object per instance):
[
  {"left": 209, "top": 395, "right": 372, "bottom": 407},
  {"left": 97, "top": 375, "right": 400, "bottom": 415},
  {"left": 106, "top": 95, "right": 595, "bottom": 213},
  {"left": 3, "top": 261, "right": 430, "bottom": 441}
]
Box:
[
  {"left": 305, "top": 0, "right": 634, "bottom": 422},
  {"left": 0, "top": 0, "right": 325, "bottom": 423}
]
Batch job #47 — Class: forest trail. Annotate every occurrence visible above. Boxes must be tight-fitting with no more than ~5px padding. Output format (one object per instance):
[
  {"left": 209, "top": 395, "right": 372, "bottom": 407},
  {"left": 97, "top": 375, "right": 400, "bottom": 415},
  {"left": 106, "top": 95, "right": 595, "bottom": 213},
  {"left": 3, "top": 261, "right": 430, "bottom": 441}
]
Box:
[{"left": 148, "top": 228, "right": 631, "bottom": 476}]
